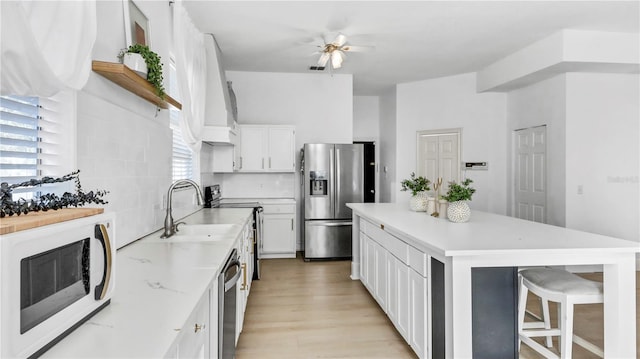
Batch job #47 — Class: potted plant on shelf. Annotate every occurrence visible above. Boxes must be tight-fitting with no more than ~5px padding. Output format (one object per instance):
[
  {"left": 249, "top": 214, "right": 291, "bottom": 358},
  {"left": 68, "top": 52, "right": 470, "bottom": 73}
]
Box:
[
  {"left": 442, "top": 178, "right": 476, "bottom": 222},
  {"left": 118, "top": 44, "right": 165, "bottom": 98},
  {"left": 401, "top": 172, "right": 431, "bottom": 212}
]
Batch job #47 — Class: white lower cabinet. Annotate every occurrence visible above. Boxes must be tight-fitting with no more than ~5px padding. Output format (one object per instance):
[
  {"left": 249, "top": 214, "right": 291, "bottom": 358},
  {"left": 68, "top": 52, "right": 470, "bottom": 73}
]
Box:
[
  {"left": 261, "top": 203, "right": 296, "bottom": 258},
  {"left": 409, "top": 268, "right": 427, "bottom": 358},
  {"left": 387, "top": 254, "right": 410, "bottom": 341},
  {"left": 373, "top": 241, "right": 388, "bottom": 310},
  {"left": 359, "top": 218, "right": 428, "bottom": 359},
  {"left": 237, "top": 221, "right": 254, "bottom": 342},
  {"left": 167, "top": 288, "right": 211, "bottom": 359}
]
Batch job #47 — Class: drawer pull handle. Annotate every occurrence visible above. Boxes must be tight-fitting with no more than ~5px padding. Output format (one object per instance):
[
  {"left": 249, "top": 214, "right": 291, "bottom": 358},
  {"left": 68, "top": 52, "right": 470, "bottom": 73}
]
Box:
[{"left": 194, "top": 323, "right": 205, "bottom": 333}]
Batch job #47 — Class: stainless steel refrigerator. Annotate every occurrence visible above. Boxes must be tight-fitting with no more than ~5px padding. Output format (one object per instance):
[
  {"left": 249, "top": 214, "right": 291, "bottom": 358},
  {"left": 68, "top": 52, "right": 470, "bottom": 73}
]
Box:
[{"left": 302, "top": 143, "right": 364, "bottom": 260}]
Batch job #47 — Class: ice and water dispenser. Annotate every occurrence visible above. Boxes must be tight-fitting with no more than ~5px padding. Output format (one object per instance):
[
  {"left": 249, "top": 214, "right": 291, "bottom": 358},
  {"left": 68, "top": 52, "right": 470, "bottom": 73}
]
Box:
[{"left": 309, "top": 171, "right": 328, "bottom": 196}]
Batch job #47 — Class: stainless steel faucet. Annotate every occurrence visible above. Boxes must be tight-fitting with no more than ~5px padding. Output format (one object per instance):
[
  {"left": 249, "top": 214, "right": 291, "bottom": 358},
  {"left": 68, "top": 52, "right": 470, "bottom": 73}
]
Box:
[{"left": 161, "top": 179, "right": 204, "bottom": 238}]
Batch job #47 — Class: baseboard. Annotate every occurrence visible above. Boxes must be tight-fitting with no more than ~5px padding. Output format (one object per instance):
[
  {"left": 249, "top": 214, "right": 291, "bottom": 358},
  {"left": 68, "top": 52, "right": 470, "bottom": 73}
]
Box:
[{"left": 637, "top": 253, "right": 640, "bottom": 271}]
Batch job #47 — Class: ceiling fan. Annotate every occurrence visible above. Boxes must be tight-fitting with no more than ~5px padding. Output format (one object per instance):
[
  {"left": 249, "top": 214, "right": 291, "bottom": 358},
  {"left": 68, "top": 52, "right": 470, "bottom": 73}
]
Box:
[{"left": 315, "top": 33, "right": 370, "bottom": 70}]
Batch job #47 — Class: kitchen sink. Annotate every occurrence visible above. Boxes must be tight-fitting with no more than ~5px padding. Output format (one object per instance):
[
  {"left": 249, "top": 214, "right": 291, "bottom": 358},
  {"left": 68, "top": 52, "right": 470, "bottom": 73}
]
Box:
[
  {"left": 175, "top": 223, "right": 238, "bottom": 236},
  {"left": 149, "top": 224, "right": 239, "bottom": 242}
]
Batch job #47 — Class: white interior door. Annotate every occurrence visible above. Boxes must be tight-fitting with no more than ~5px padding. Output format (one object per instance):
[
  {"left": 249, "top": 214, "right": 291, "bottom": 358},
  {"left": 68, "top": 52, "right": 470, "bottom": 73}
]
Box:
[
  {"left": 513, "top": 126, "right": 547, "bottom": 223},
  {"left": 417, "top": 130, "right": 460, "bottom": 194}
]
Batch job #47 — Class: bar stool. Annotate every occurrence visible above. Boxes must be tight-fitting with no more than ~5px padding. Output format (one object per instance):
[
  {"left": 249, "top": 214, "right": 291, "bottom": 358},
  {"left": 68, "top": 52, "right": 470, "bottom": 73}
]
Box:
[{"left": 518, "top": 267, "right": 604, "bottom": 358}]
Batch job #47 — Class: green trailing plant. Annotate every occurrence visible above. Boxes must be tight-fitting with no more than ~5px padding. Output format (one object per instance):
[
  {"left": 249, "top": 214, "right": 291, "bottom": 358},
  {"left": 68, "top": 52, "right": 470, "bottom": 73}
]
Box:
[
  {"left": 442, "top": 178, "right": 476, "bottom": 202},
  {"left": 119, "top": 44, "right": 166, "bottom": 98},
  {"left": 0, "top": 170, "right": 109, "bottom": 217},
  {"left": 400, "top": 172, "right": 431, "bottom": 196}
]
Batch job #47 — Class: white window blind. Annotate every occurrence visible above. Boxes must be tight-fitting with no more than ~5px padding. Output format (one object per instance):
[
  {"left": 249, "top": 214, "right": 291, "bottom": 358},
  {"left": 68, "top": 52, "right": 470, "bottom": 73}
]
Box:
[
  {"left": 169, "top": 60, "right": 193, "bottom": 181},
  {"left": 0, "top": 92, "right": 73, "bottom": 199}
]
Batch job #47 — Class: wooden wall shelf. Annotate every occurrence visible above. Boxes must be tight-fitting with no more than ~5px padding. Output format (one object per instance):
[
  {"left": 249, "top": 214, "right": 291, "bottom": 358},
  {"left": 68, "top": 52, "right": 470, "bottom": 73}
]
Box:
[{"left": 92, "top": 60, "right": 182, "bottom": 110}]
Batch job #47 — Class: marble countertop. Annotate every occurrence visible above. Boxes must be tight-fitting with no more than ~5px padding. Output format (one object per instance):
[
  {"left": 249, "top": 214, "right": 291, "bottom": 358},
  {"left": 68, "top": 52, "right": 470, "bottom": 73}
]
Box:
[
  {"left": 348, "top": 203, "right": 639, "bottom": 257},
  {"left": 42, "top": 208, "right": 253, "bottom": 358}
]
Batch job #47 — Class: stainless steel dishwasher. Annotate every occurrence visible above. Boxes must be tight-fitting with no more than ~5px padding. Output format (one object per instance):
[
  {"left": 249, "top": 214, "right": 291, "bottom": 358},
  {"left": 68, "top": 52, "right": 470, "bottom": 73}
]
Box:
[{"left": 219, "top": 249, "right": 241, "bottom": 359}]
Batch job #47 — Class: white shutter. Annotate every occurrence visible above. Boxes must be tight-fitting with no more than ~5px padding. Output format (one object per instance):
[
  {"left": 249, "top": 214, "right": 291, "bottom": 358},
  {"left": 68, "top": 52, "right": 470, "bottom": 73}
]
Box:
[
  {"left": 1, "top": 92, "right": 73, "bottom": 199},
  {"left": 169, "top": 60, "right": 193, "bottom": 181},
  {"left": 1, "top": 95, "right": 40, "bottom": 198}
]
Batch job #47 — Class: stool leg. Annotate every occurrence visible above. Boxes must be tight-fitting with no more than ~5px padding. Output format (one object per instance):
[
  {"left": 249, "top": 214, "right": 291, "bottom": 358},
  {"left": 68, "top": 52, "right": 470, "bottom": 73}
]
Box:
[
  {"left": 559, "top": 298, "right": 574, "bottom": 359},
  {"left": 517, "top": 276, "right": 528, "bottom": 352},
  {"left": 541, "top": 298, "right": 552, "bottom": 348}
]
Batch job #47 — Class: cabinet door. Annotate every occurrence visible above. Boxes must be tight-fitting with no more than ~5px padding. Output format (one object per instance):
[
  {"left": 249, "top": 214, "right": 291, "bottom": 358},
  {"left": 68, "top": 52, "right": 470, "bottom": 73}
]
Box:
[
  {"left": 387, "top": 253, "right": 398, "bottom": 322},
  {"left": 359, "top": 232, "right": 369, "bottom": 288},
  {"left": 176, "top": 289, "right": 210, "bottom": 359},
  {"left": 212, "top": 145, "right": 236, "bottom": 173},
  {"left": 261, "top": 213, "right": 295, "bottom": 257},
  {"left": 239, "top": 126, "right": 266, "bottom": 171},
  {"left": 396, "top": 260, "right": 410, "bottom": 342},
  {"left": 267, "top": 127, "right": 295, "bottom": 172},
  {"left": 409, "top": 268, "right": 427, "bottom": 358},
  {"left": 374, "top": 241, "right": 387, "bottom": 311},
  {"left": 365, "top": 236, "right": 376, "bottom": 294}
]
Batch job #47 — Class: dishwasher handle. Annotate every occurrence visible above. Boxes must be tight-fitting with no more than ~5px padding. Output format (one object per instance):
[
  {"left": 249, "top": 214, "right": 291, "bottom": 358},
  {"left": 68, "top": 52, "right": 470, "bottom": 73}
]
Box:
[{"left": 224, "top": 258, "right": 241, "bottom": 292}]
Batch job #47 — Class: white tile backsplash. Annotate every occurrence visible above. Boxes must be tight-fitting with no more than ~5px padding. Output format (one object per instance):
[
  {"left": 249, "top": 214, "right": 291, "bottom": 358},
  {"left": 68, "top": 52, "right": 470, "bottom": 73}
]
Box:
[
  {"left": 76, "top": 91, "right": 199, "bottom": 248},
  {"left": 218, "top": 173, "right": 296, "bottom": 198}
]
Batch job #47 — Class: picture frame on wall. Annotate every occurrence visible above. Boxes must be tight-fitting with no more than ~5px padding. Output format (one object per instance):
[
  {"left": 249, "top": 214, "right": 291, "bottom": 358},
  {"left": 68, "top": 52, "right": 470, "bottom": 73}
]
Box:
[{"left": 123, "top": 0, "right": 150, "bottom": 47}]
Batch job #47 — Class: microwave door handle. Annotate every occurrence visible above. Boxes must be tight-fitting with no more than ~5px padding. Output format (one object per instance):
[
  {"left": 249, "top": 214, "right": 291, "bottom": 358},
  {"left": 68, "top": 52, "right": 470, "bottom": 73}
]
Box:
[{"left": 94, "top": 224, "right": 113, "bottom": 300}]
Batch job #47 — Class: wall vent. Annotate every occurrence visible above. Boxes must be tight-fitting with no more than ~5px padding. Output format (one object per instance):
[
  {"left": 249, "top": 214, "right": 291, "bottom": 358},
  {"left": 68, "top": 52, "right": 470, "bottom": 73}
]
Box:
[{"left": 309, "top": 66, "right": 325, "bottom": 71}]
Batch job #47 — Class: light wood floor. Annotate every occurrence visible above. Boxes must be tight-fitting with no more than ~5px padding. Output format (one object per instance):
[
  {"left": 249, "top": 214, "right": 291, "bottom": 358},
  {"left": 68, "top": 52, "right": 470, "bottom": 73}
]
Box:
[{"left": 237, "top": 256, "right": 639, "bottom": 358}]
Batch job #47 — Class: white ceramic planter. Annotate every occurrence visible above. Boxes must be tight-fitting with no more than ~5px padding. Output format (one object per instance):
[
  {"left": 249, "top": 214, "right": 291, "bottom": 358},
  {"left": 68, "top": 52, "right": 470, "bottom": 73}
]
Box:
[
  {"left": 123, "top": 53, "right": 147, "bottom": 78},
  {"left": 447, "top": 200, "right": 471, "bottom": 223},
  {"left": 409, "top": 191, "right": 429, "bottom": 212}
]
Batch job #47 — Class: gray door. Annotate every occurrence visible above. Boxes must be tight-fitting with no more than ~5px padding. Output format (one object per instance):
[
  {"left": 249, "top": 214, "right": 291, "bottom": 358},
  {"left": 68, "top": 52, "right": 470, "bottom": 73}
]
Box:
[
  {"left": 304, "top": 144, "right": 334, "bottom": 219},
  {"left": 334, "top": 144, "right": 364, "bottom": 219}
]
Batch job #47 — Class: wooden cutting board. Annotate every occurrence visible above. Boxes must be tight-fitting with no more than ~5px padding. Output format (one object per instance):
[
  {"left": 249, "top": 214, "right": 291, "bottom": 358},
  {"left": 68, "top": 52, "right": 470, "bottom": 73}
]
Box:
[{"left": 0, "top": 208, "right": 104, "bottom": 235}]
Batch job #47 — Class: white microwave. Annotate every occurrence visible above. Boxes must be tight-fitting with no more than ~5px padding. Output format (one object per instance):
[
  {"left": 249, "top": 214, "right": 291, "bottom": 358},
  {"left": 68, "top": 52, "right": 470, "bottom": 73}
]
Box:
[{"left": 0, "top": 212, "right": 116, "bottom": 358}]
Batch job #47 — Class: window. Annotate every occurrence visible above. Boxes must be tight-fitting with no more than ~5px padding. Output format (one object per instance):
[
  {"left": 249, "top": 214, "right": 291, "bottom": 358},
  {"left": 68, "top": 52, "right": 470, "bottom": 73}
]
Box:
[
  {"left": 168, "top": 59, "right": 193, "bottom": 181},
  {"left": 0, "top": 92, "right": 75, "bottom": 199}
]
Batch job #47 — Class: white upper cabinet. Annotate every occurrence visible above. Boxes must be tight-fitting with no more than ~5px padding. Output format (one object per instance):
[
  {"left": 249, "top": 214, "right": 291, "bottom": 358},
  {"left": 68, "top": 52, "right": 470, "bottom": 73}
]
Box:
[{"left": 238, "top": 125, "right": 295, "bottom": 172}]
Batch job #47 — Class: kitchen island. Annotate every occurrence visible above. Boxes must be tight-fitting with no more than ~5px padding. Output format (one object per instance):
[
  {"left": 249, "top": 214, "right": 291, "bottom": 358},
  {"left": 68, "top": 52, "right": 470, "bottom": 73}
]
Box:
[
  {"left": 41, "top": 208, "right": 253, "bottom": 358},
  {"left": 347, "top": 202, "right": 638, "bottom": 359}
]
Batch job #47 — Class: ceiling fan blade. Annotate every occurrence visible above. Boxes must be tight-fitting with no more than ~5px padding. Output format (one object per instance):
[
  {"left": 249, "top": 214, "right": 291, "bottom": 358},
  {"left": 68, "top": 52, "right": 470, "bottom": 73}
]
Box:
[
  {"left": 333, "top": 33, "right": 347, "bottom": 47},
  {"left": 342, "top": 45, "right": 374, "bottom": 52},
  {"left": 331, "top": 51, "right": 343, "bottom": 69},
  {"left": 318, "top": 52, "right": 330, "bottom": 67}
]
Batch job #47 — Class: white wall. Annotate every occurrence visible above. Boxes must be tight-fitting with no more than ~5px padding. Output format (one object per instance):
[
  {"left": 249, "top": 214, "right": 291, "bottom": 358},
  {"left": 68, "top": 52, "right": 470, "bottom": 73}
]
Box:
[
  {"left": 565, "top": 73, "right": 639, "bottom": 242},
  {"left": 77, "top": 1, "right": 199, "bottom": 248},
  {"left": 353, "top": 96, "right": 380, "bottom": 141},
  {"left": 378, "top": 87, "right": 397, "bottom": 203},
  {"left": 507, "top": 75, "right": 567, "bottom": 227},
  {"left": 395, "top": 73, "right": 508, "bottom": 214},
  {"left": 219, "top": 70, "right": 354, "bottom": 249}
]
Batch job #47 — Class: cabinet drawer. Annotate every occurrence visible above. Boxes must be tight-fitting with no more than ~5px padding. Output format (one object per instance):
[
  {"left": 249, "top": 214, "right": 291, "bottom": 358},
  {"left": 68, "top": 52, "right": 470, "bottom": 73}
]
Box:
[
  {"left": 262, "top": 204, "right": 295, "bottom": 214},
  {"left": 362, "top": 219, "right": 408, "bottom": 264},
  {"left": 408, "top": 245, "right": 427, "bottom": 277}
]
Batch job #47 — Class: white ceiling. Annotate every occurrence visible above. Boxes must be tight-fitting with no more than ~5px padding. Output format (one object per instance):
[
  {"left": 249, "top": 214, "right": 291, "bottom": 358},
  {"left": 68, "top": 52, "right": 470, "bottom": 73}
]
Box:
[{"left": 182, "top": 1, "right": 639, "bottom": 96}]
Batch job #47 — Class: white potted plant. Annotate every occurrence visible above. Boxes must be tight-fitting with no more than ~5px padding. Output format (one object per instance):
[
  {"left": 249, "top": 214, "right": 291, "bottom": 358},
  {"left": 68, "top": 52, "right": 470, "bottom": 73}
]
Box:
[
  {"left": 442, "top": 179, "right": 476, "bottom": 222},
  {"left": 401, "top": 172, "right": 431, "bottom": 212}
]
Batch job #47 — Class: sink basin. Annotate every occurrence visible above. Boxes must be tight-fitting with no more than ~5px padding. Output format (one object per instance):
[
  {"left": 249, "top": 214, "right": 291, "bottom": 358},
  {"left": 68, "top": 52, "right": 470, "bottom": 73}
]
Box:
[
  {"left": 149, "top": 223, "right": 240, "bottom": 243},
  {"left": 175, "top": 223, "right": 238, "bottom": 237}
]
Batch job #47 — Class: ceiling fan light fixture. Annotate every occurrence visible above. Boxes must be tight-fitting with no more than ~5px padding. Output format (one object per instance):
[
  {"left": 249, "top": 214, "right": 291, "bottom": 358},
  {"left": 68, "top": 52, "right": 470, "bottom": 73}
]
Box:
[{"left": 331, "top": 51, "right": 343, "bottom": 69}]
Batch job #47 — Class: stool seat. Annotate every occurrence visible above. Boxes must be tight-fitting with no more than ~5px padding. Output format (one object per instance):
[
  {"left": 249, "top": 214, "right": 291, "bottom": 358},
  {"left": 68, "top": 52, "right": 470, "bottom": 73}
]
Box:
[
  {"left": 518, "top": 267, "right": 604, "bottom": 359},
  {"left": 520, "top": 268, "right": 603, "bottom": 296}
]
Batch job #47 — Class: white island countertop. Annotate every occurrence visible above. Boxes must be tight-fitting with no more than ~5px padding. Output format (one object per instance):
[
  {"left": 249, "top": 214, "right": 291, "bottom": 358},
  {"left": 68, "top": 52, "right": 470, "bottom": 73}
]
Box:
[
  {"left": 348, "top": 202, "right": 639, "bottom": 257},
  {"left": 42, "top": 208, "right": 253, "bottom": 359}
]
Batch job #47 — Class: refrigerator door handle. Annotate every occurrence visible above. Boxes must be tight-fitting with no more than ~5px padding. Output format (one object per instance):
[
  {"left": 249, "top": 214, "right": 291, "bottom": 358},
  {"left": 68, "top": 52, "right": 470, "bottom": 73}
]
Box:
[
  {"left": 335, "top": 147, "right": 341, "bottom": 218},
  {"left": 330, "top": 147, "right": 335, "bottom": 216},
  {"left": 306, "top": 221, "right": 352, "bottom": 227}
]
